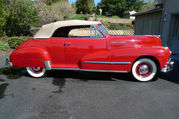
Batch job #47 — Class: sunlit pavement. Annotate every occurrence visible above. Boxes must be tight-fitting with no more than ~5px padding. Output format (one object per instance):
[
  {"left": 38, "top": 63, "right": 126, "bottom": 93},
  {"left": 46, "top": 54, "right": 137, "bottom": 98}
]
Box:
[{"left": 0, "top": 59, "right": 179, "bottom": 119}]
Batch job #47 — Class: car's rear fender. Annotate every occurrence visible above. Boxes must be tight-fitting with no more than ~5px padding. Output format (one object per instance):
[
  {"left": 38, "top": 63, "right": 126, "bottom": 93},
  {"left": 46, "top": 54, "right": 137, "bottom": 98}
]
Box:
[{"left": 10, "top": 47, "right": 51, "bottom": 69}]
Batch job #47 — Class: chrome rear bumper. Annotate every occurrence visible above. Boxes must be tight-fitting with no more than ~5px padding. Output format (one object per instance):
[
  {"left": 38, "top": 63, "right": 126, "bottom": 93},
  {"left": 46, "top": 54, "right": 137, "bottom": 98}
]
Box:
[
  {"left": 6, "top": 57, "right": 13, "bottom": 67},
  {"left": 161, "top": 58, "right": 174, "bottom": 73}
]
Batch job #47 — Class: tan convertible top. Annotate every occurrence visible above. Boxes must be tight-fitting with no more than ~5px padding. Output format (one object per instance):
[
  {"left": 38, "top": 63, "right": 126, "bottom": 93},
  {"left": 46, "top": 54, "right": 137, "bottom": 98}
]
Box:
[{"left": 34, "top": 20, "right": 101, "bottom": 38}]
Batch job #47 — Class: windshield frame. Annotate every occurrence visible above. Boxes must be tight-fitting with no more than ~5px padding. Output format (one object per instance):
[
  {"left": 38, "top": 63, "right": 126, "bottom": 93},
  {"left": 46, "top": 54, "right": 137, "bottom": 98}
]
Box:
[{"left": 97, "top": 24, "right": 109, "bottom": 36}]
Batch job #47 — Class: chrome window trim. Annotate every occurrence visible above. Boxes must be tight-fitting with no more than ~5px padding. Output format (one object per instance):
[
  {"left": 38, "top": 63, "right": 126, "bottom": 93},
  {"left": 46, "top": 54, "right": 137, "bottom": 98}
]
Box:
[
  {"left": 97, "top": 24, "right": 109, "bottom": 36},
  {"left": 83, "top": 61, "right": 131, "bottom": 65},
  {"left": 34, "top": 38, "right": 106, "bottom": 40},
  {"left": 90, "top": 25, "right": 104, "bottom": 37}
]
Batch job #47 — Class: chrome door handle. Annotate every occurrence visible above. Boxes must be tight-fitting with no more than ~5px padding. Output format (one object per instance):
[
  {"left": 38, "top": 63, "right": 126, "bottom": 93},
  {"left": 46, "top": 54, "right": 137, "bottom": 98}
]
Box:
[{"left": 64, "top": 42, "right": 72, "bottom": 46}]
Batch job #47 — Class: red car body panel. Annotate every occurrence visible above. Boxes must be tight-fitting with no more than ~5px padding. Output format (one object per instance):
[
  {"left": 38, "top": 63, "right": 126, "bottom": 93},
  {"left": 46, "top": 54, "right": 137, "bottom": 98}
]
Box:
[
  {"left": 62, "top": 37, "right": 106, "bottom": 68},
  {"left": 10, "top": 24, "right": 171, "bottom": 73}
]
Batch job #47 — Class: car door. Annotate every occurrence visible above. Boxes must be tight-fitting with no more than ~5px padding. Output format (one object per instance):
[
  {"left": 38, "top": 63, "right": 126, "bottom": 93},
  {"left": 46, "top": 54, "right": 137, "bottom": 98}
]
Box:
[
  {"left": 41, "top": 38, "right": 66, "bottom": 68},
  {"left": 64, "top": 25, "right": 107, "bottom": 68}
]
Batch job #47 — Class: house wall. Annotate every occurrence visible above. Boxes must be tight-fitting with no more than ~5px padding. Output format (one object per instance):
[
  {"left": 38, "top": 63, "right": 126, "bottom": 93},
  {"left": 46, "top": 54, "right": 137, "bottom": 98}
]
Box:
[
  {"left": 161, "top": 0, "right": 179, "bottom": 47},
  {"left": 134, "top": 12, "right": 162, "bottom": 35},
  {"left": 134, "top": 0, "right": 179, "bottom": 59}
]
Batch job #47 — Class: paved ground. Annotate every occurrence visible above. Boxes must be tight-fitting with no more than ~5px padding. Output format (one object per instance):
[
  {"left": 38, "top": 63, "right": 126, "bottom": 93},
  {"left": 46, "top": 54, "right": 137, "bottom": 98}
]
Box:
[
  {"left": 0, "top": 53, "right": 9, "bottom": 68},
  {"left": 0, "top": 54, "right": 179, "bottom": 119}
]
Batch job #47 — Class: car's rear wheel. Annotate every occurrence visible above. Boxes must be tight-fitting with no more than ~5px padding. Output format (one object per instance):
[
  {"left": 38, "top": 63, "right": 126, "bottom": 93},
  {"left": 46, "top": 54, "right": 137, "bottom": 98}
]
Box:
[
  {"left": 26, "top": 67, "right": 46, "bottom": 78},
  {"left": 131, "top": 58, "right": 158, "bottom": 82}
]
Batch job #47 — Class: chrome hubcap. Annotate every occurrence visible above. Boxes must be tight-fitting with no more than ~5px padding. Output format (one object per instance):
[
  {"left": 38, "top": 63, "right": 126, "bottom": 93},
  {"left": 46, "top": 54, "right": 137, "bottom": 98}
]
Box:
[
  {"left": 32, "top": 67, "right": 41, "bottom": 71},
  {"left": 139, "top": 65, "right": 149, "bottom": 74},
  {"left": 30, "top": 67, "right": 43, "bottom": 74},
  {"left": 136, "top": 63, "right": 153, "bottom": 77}
]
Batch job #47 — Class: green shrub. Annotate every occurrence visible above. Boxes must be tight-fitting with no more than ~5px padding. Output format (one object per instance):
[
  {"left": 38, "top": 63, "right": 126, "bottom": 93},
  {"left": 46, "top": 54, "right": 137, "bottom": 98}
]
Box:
[
  {"left": 0, "top": 0, "right": 6, "bottom": 37},
  {"left": 0, "top": 41, "right": 9, "bottom": 51},
  {"left": 8, "top": 37, "right": 31, "bottom": 49},
  {"left": 4, "top": 0, "right": 39, "bottom": 36},
  {"left": 72, "top": 14, "right": 90, "bottom": 20}
]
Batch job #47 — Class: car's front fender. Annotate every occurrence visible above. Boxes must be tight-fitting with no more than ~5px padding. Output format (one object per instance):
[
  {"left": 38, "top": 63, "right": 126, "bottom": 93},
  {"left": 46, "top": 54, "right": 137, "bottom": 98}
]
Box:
[{"left": 109, "top": 46, "right": 171, "bottom": 72}]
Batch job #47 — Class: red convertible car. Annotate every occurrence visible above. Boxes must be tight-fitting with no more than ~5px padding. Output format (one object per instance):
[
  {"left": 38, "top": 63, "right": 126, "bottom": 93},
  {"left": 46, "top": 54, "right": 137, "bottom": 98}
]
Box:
[{"left": 7, "top": 20, "right": 174, "bottom": 82}]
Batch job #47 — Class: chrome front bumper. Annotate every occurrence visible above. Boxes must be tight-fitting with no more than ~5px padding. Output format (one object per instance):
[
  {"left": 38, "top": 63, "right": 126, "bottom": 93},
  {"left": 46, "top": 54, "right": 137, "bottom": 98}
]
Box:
[
  {"left": 6, "top": 57, "right": 13, "bottom": 67},
  {"left": 161, "top": 58, "right": 174, "bottom": 73}
]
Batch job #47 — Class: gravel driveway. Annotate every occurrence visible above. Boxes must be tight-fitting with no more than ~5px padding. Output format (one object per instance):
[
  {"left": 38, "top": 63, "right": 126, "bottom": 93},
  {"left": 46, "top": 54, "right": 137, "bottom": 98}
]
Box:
[{"left": 0, "top": 54, "right": 179, "bottom": 119}]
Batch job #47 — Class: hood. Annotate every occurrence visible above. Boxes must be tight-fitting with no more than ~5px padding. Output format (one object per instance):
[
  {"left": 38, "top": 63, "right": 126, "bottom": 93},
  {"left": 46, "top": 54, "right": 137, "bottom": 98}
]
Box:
[{"left": 108, "top": 35, "right": 162, "bottom": 49}]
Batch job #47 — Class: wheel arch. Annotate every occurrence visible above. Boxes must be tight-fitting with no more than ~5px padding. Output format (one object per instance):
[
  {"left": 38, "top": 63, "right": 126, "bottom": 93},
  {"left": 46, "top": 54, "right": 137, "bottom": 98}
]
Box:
[{"left": 133, "top": 56, "right": 161, "bottom": 70}]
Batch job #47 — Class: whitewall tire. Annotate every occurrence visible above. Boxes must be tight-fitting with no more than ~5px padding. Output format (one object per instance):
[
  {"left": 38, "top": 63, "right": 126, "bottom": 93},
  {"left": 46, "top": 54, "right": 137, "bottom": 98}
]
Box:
[
  {"left": 131, "top": 58, "right": 158, "bottom": 82},
  {"left": 26, "top": 67, "right": 46, "bottom": 78}
]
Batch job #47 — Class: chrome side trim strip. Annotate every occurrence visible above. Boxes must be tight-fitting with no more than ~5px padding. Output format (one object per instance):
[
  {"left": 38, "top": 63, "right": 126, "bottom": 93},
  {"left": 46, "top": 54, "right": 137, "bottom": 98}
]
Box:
[
  {"left": 112, "top": 41, "right": 125, "bottom": 44},
  {"left": 111, "top": 62, "right": 131, "bottom": 64},
  {"left": 83, "top": 61, "right": 131, "bottom": 65},
  {"left": 51, "top": 68, "right": 128, "bottom": 73},
  {"left": 80, "top": 69, "right": 128, "bottom": 73},
  {"left": 52, "top": 68, "right": 80, "bottom": 71},
  {"left": 44, "top": 61, "right": 51, "bottom": 70}
]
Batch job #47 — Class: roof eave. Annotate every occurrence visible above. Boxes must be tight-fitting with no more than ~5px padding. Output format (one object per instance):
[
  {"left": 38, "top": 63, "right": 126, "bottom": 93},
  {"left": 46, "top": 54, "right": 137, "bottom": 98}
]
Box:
[{"left": 131, "top": 8, "right": 162, "bottom": 16}]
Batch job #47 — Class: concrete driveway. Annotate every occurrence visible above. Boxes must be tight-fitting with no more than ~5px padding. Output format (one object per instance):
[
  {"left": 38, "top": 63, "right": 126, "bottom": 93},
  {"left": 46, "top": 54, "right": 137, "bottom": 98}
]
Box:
[{"left": 0, "top": 54, "right": 179, "bottom": 119}]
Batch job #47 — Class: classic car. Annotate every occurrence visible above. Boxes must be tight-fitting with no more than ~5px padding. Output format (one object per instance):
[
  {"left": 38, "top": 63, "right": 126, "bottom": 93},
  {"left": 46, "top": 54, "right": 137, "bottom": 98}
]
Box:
[{"left": 7, "top": 20, "right": 174, "bottom": 82}]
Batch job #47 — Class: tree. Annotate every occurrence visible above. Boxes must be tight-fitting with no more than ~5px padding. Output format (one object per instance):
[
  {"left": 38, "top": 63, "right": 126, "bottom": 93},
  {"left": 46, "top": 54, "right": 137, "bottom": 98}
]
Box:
[
  {"left": 4, "top": 0, "right": 39, "bottom": 36},
  {"left": 141, "top": 0, "right": 155, "bottom": 12},
  {"left": 45, "top": 0, "right": 68, "bottom": 5},
  {"left": 0, "top": 0, "right": 6, "bottom": 36},
  {"left": 35, "top": 0, "right": 75, "bottom": 26},
  {"left": 88, "top": 0, "right": 95, "bottom": 13},
  {"left": 100, "top": 0, "right": 144, "bottom": 17},
  {"left": 76, "top": 0, "right": 95, "bottom": 14}
]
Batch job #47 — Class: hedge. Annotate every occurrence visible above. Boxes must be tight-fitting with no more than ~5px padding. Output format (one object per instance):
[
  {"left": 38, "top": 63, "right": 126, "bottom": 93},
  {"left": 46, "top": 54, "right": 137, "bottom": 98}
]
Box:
[
  {"left": 8, "top": 36, "right": 31, "bottom": 49},
  {"left": 0, "top": 41, "right": 9, "bottom": 51}
]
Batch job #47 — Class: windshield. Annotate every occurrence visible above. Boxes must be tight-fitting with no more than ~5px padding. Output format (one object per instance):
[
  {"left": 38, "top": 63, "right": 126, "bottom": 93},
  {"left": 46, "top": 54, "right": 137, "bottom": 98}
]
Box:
[{"left": 98, "top": 24, "right": 109, "bottom": 36}]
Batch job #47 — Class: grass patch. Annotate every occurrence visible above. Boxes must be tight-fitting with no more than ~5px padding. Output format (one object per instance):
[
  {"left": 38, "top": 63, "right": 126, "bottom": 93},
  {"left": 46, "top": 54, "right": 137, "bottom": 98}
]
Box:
[
  {"left": 71, "top": 14, "right": 90, "bottom": 20},
  {"left": 97, "top": 15, "right": 108, "bottom": 18},
  {"left": 111, "top": 15, "right": 120, "bottom": 18},
  {"left": 0, "top": 41, "right": 9, "bottom": 51},
  {"left": 97, "top": 15, "right": 120, "bottom": 18}
]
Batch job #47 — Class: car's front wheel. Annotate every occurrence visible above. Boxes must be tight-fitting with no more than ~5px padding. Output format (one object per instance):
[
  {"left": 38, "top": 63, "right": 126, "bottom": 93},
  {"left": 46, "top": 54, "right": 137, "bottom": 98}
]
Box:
[
  {"left": 131, "top": 58, "right": 158, "bottom": 82},
  {"left": 26, "top": 67, "right": 46, "bottom": 78}
]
